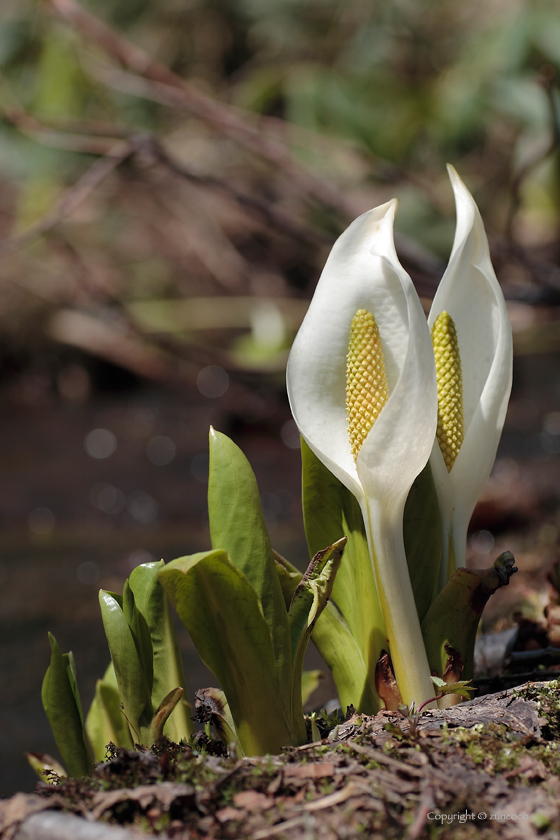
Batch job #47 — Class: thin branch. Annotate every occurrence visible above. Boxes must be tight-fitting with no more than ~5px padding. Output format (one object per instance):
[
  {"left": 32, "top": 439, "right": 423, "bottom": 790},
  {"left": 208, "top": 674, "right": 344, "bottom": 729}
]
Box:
[
  {"left": 505, "top": 74, "right": 560, "bottom": 240},
  {"left": 49, "top": 0, "right": 355, "bottom": 217},
  {"left": 81, "top": 57, "right": 446, "bottom": 281},
  {"left": 0, "top": 140, "right": 132, "bottom": 259},
  {"left": 4, "top": 107, "right": 329, "bottom": 249},
  {"left": 5, "top": 108, "right": 121, "bottom": 155}
]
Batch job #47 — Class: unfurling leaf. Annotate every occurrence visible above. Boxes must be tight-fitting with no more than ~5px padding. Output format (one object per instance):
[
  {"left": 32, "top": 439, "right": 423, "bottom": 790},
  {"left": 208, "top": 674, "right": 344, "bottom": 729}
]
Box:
[
  {"left": 26, "top": 752, "right": 66, "bottom": 783},
  {"left": 41, "top": 633, "right": 93, "bottom": 778},
  {"left": 148, "top": 687, "right": 184, "bottom": 744}
]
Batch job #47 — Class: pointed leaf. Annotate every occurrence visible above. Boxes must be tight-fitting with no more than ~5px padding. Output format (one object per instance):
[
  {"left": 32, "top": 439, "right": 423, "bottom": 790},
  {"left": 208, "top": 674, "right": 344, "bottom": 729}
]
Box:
[
  {"left": 99, "top": 591, "right": 152, "bottom": 743},
  {"left": 123, "top": 580, "right": 154, "bottom": 694},
  {"left": 128, "top": 562, "right": 193, "bottom": 742},
  {"left": 41, "top": 633, "right": 92, "bottom": 778},
  {"left": 208, "top": 429, "right": 291, "bottom": 696},
  {"left": 159, "top": 550, "right": 293, "bottom": 755},
  {"left": 86, "top": 664, "right": 133, "bottom": 760},
  {"left": 440, "top": 679, "right": 474, "bottom": 699},
  {"left": 310, "top": 714, "right": 322, "bottom": 743}
]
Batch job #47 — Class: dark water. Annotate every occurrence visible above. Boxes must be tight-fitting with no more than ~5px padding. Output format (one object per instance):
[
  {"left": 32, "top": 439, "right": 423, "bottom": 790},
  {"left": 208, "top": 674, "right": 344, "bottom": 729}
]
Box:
[{"left": 0, "top": 388, "right": 317, "bottom": 796}]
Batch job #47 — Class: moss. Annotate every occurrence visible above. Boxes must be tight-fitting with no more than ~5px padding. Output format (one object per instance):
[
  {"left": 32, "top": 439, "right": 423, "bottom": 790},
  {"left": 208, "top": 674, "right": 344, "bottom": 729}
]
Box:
[
  {"left": 531, "top": 812, "right": 552, "bottom": 831},
  {"left": 514, "top": 681, "right": 560, "bottom": 740},
  {"left": 31, "top": 692, "right": 560, "bottom": 839}
]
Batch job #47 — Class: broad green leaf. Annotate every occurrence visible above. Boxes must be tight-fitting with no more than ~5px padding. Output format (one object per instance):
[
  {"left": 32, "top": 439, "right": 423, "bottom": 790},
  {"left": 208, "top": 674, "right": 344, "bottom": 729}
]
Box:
[
  {"left": 403, "top": 462, "right": 442, "bottom": 621},
  {"left": 301, "top": 440, "right": 384, "bottom": 713},
  {"left": 208, "top": 429, "right": 291, "bottom": 699},
  {"left": 301, "top": 670, "right": 323, "bottom": 706},
  {"left": 313, "top": 603, "right": 378, "bottom": 714},
  {"left": 86, "top": 664, "right": 133, "bottom": 761},
  {"left": 41, "top": 633, "right": 92, "bottom": 778},
  {"left": 99, "top": 591, "right": 152, "bottom": 743},
  {"left": 128, "top": 562, "right": 193, "bottom": 742},
  {"left": 288, "top": 538, "right": 344, "bottom": 743},
  {"left": 159, "top": 550, "right": 294, "bottom": 755}
]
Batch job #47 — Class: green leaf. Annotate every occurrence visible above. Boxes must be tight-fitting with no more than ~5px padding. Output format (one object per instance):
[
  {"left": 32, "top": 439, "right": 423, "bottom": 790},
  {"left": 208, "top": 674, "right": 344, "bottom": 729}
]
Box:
[
  {"left": 310, "top": 713, "right": 322, "bottom": 743},
  {"left": 41, "top": 633, "right": 93, "bottom": 778},
  {"left": 128, "top": 562, "right": 193, "bottom": 742},
  {"left": 287, "top": 537, "right": 345, "bottom": 744},
  {"left": 289, "top": 538, "right": 346, "bottom": 666},
  {"left": 301, "top": 670, "right": 323, "bottom": 706},
  {"left": 301, "top": 439, "right": 384, "bottom": 713},
  {"left": 99, "top": 591, "right": 152, "bottom": 743},
  {"left": 25, "top": 752, "right": 66, "bottom": 784},
  {"left": 403, "top": 462, "right": 442, "bottom": 621},
  {"left": 313, "top": 602, "right": 379, "bottom": 714},
  {"left": 123, "top": 580, "right": 154, "bottom": 695},
  {"left": 273, "top": 551, "right": 301, "bottom": 609},
  {"left": 440, "top": 679, "right": 474, "bottom": 699},
  {"left": 158, "top": 549, "right": 294, "bottom": 755},
  {"left": 194, "top": 687, "right": 242, "bottom": 757},
  {"left": 86, "top": 664, "right": 133, "bottom": 761},
  {"left": 430, "top": 676, "right": 447, "bottom": 689},
  {"left": 148, "top": 687, "right": 184, "bottom": 744},
  {"left": 208, "top": 429, "right": 291, "bottom": 699},
  {"left": 421, "top": 567, "right": 492, "bottom": 683},
  {"left": 272, "top": 542, "right": 377, "bottom": 715}
]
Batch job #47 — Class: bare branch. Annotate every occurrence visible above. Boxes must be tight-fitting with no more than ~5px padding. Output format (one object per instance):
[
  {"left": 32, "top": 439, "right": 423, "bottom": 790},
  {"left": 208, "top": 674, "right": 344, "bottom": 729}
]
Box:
[
  {"left": 505, "top": 73, "right": 560, "bottom": 240},
  {"left": 0, "top": 140, "right": 132, "bottom": 259},
  {"left": 49, "top": 0, "right": 354, "bottom": 216}
]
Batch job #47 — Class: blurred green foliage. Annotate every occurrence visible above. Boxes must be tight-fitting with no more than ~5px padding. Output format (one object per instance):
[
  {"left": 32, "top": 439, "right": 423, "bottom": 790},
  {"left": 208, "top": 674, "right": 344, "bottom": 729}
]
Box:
[
  {"left": 0, "top": 0, "right": 559, "bottom": 371},
  {"left": 1, "top": 1, "right": 560, "bottom": 212}
]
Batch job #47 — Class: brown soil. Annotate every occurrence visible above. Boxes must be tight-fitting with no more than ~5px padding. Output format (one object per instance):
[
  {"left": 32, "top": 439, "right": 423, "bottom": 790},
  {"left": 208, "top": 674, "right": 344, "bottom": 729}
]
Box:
[{"left": 2, "top": 681, "right": 560, "bottom": 840}]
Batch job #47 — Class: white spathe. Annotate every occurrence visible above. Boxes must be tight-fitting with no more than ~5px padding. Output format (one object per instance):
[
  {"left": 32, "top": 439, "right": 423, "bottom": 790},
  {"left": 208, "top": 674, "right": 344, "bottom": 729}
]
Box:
[
  {"left": 287, "top": 199, "right": 438, "bottom": 707},
  {"left": 429, "top": 167, "right": 513, "bottom": 584}
]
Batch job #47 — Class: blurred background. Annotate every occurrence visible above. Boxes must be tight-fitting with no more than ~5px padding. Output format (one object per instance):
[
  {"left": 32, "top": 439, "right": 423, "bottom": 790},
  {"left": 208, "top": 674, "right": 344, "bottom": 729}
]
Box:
[{"left": 2, "top": 0, "right": 560, "bottom": 795}]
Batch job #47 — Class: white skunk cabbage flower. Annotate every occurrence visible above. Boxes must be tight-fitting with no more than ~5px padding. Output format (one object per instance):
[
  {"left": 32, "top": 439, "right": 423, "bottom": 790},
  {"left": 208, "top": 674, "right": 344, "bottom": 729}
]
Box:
[
  {"left": 287, "top": 200, "right": 438, "bottom": 706},
  {"left": 429, "top": 166, "right": 513, "bottom": 585}
]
